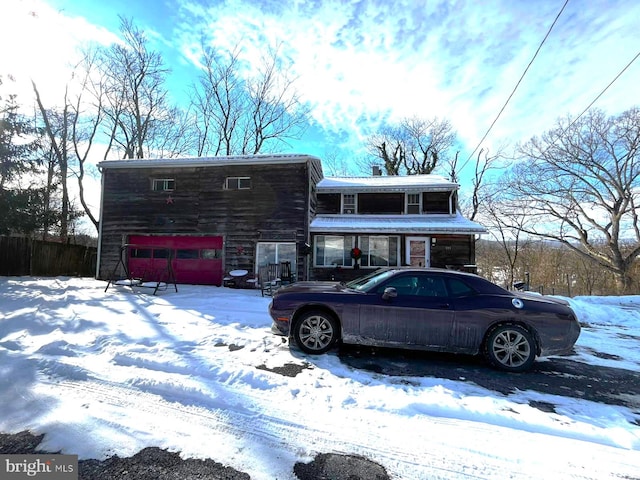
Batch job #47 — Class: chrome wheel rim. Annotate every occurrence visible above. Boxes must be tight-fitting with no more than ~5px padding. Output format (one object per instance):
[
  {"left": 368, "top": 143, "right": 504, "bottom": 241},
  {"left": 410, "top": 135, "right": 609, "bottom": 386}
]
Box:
[
  {"left": 298, "top": 315, "right": 334, "bottom": 351},
  {"left": 491, "top": 330, "right": 531, "bottom": 368}
]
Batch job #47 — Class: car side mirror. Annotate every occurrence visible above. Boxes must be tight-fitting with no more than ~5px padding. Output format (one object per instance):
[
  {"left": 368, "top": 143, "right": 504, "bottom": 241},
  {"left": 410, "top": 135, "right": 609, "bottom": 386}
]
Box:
[{"left": 382, "top": 287, "right": 397, "bottom": 300}]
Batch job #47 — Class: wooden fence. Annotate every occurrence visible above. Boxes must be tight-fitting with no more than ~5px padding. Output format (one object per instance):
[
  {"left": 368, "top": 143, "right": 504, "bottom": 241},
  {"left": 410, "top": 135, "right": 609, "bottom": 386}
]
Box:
[{"left": 0, "top": 236, "right": 97, "bottom": 277}]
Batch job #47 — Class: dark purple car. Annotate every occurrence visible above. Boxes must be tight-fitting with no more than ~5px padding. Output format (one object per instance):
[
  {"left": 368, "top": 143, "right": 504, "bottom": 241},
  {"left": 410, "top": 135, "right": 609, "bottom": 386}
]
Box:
[{"left": 269, "top": 268, "right": 580, "bottom": 372}]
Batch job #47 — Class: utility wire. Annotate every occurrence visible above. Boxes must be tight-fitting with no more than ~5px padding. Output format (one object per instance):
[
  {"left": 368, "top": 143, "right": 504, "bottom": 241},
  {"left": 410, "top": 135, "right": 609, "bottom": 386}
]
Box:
[
  {"left": 539, "top": 48, "right": 640, "bottom": 159},
  {"left": 464, "top": 0, "right": 570, "bottom": 168},
  {"left": 563, "top": 49, "right": 640, "bottom": 133}
]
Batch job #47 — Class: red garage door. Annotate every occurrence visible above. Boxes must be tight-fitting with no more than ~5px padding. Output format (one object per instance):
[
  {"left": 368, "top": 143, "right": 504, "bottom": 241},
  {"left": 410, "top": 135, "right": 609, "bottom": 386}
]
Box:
[{"left": 128, "top": 235, "right": 224, "bottom": 286}]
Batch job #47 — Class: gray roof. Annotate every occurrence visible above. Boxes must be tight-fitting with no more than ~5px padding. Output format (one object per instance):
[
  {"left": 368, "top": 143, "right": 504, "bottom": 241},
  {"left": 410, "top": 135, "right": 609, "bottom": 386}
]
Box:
[
  {"left": 98, "top": 153, "right": 322, "bottom": 169},
  {"left": 310, "top": 213, "right": 487, "bottom": 235},
  {"left": 318, "top": 174, "right": 458, "bottom": 192}
]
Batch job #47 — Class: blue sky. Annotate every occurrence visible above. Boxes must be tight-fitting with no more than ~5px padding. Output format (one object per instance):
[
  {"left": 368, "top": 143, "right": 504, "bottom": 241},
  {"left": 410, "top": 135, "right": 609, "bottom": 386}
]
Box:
[{"left": 3, "top": 0, "right": 640, "bottom": 177}]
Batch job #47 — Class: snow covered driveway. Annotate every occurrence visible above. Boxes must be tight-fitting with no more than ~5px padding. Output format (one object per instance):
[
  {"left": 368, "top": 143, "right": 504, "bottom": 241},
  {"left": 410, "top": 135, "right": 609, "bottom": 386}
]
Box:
[{"left": 1, "top": 277, "right": 639, "bottom": 479}]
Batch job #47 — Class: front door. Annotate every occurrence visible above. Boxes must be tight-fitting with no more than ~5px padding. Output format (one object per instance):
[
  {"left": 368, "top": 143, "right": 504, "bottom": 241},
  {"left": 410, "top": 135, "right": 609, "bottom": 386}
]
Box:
[{"left": 406, "top": 237, "right": 430, "bottom": 267}]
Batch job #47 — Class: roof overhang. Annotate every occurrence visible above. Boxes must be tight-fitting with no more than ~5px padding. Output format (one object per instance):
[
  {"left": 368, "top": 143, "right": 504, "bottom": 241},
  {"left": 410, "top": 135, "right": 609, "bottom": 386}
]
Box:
[
  {"left": 317, "top": 175, "right": 459, "bottom": 193},
  {"left": 310, "top": 214, "right": 488, "bottom": 235},
  {"left": 98, "top": 153, "right": 322, "bottom": 170}
]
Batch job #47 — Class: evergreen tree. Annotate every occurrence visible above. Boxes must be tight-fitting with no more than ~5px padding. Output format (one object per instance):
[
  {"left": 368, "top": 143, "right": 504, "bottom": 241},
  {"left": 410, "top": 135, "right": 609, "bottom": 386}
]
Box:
[{"left": 0, "top": 77, "right": 48, "bottom": 235}]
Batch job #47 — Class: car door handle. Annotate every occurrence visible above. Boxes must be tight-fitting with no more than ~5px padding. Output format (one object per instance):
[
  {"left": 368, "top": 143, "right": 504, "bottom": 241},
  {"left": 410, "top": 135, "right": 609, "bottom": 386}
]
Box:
[{"left": 437, "top": 303, "right": 451, "bottom": 309}]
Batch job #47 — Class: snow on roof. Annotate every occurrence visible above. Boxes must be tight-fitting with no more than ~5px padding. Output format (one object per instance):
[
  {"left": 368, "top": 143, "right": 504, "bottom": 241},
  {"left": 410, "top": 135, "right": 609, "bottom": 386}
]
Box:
[
  {"left": 310, "top": 213, "right": 487, "bottom": 234},
  {"left": 98, "top": 153, "right": 322, "bottom": 169},
  {"left": 318, "top": 175, "right": 458, "bottom": 192}
]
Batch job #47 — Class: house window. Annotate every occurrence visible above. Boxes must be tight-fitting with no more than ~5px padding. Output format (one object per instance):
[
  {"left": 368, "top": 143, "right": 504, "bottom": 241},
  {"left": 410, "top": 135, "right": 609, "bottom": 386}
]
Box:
[
  {"left": 225, "top": 177, "right": 251, "bottom": 190},
  {"left": 342, "top": 194, "right": 356, "bottom": 214},
  {"left": 317, "top": 193, "right": 341, "bottom": 214},
  {"left": 256, "top": 242, "right": 296, "bottom": 271},
  {"left": 359, "top": 193, "right": 403, "bottom": 213},
  {"left": 407, "top": 193, "right": 421, "bottom": 214},
  {"left": 424, "top": 191, "right": 453, "bottom": 213},
  {"left": 152, "top": 179, "right": 175, "bottom": 191},
  {"left": 314, "top": 235, "right": 355, "bottom": 267},
  {"left": 359, "top": 236, "right": 400, "bottom": 267}
]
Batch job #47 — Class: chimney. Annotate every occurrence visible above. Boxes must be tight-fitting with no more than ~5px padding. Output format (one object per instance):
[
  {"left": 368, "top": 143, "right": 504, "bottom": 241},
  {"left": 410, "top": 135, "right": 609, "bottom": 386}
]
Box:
[{"left": 372, "top": 165, "right": 382, "bottom": 176}]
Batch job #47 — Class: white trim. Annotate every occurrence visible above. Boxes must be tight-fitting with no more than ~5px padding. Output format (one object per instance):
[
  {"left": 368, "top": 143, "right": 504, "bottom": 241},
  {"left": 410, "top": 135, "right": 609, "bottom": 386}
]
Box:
[
  {"left": 406, "top": 236, "right": 431, "bottom": 268},
  {"left": 96, "top": 170, "right": 105, "bottom": 279},
  {"left": 405, "top": 192, "right": 421, "bottom": 214},
  {"left": 310, "top": 213, "right": 487, "bottom": 235},
  {"left": 225, "top": 176, "right": 251, "bottom": 190},
  {"left": 152, "top": 178, "right": 175, "bottom": 191},
  {"left": 342, "top": 193, "right": 357, "bottom": 214}
]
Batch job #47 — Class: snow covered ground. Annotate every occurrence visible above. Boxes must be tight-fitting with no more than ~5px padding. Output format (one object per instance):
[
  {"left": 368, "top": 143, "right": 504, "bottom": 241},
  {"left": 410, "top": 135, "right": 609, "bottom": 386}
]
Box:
[{"left": 1, "top": 276, "right": 639, "bottom": 479}]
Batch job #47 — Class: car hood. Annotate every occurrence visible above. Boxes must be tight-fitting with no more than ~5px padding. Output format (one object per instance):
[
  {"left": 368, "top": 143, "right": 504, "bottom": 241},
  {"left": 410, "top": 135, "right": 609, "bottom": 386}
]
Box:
[
  {"left": 515, "top": 292, "right": 570, "bottom": 306},
  {"left": 275, "top": 281, "right": 345, "bottom": 295}
]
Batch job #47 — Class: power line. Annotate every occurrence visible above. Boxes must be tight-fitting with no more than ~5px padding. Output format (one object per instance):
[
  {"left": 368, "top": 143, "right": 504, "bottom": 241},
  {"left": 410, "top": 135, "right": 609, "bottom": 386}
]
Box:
[
  {"left": 464, "top": 0, "right": 570, "bottom": 168},
  {"left": 538, "top": 48, "right": 640, "bottom": 160},
  {"left": 563, "top": 49, "right": 640, "bottom": 132}
]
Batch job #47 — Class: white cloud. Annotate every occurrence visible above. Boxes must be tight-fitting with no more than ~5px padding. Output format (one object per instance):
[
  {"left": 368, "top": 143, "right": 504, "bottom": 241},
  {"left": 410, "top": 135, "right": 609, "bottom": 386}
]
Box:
[
  {"left": 4, "top": 0, "right": 640, "bottom": 179},
  {"left": 172, "top": 0, "right": 640, "bottom": 165},
  {"left": 1, "top": 0, "right": 119, "bottom": 107}
]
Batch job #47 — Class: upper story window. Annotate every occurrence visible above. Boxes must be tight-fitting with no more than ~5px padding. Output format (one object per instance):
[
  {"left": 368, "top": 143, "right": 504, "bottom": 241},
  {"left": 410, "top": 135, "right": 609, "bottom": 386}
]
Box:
[
  {"left": 359, "top": 193, "right": 403, "bottom": 214},
  {"left": 424, "top": 191, "right": 454, "bottom": 214},
  {"left": 406, "top": 193, "right": 421, "bottom": 214},
  {"left": 343, "top": 194, "right": 356, "bottom": 214},
  {"left": 225, "top": 177, "right": 251, "bottom": 190},
  {"left": 152, "top": 178, "right": 175, "bottom": 191},
  {"left": 316, "top": 193, "right": 341, "bottom": 214}
]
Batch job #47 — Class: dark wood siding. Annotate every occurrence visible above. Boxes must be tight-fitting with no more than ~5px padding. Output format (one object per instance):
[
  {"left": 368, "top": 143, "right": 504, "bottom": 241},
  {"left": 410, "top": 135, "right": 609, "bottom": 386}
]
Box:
[
  {"left": 99, "top": 161, "right": 313, "bottom": 282},
  {"left": 359, "top": 193, "right": 403, "bottom": 214},
  {"left": 430, "top": 235, "right": 475, "bottom": 269}
]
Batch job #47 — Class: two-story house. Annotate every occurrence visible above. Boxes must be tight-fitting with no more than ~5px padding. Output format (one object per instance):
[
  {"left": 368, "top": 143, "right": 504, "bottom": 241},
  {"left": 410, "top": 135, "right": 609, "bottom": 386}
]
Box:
[
  {"left": 96, "top": 154, "right": 485, "bottom": 287},
  {"left": 97, "top": 154, "right": 323, "bottom": 286},
  {"left": 310, "top": 172, "right": 486, "bottom": 282}
]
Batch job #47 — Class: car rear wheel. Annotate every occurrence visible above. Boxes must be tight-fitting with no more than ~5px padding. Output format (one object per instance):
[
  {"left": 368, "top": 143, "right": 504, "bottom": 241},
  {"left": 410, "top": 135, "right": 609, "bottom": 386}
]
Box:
[
  {"left": 292, "top": 311, "right": 339, "bottom": 354},
  {"left": 485, "top": 324, "right": 536, "bottom": 372}
]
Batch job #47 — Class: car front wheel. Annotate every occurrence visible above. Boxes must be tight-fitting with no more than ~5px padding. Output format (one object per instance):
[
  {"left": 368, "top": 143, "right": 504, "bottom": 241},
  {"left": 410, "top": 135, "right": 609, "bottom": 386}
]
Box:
[
  {"left": 292, "top": 311, "right": 339, "bottom": 354},
  {"left": 485, "top": 324, "right": 536, "bottom": 372}
]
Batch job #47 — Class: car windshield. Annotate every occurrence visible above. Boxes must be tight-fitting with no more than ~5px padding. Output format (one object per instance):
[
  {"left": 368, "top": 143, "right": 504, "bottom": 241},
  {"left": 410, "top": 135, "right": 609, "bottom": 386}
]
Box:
[{"left": 344, "top": 269, "right": 397, "bottom": 292}]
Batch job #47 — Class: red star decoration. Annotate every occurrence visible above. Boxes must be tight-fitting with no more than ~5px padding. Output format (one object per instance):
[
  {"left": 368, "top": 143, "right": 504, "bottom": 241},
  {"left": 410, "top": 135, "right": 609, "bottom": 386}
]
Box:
[{"left": 166, "top": 195, "right": 174, "bottom": 204}]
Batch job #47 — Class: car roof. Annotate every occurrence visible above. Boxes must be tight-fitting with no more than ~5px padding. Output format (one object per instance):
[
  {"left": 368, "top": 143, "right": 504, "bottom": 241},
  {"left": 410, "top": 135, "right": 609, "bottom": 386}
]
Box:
[
  {"left": 381, "top": 267, "right": 478, "bottom": 278},
  {"left": 376, "top": 267, "right": 510, "bottom": 294}
]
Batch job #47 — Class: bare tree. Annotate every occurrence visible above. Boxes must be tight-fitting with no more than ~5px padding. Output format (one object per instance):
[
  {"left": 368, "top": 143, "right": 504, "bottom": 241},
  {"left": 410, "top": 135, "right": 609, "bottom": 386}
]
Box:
[
  {"left": 32, "top": 81, "right": 73, "bottom": 239},
  {"left": 100, "top": 17, "right": 181, "bottom": 159},
  {"left": 189, "top": 44, "right": 309, "bottom": 156},
  {"left": 366, "top": 117, "right": 456, "bottom": 175},
  {"left": 454, "top": 147, "right": 502, "bottom": 222},
  {"left": 321, "top": 147, "right": 351, "bottom": 176},
  {"left": 482, "top": 194, "right": 534, "bottom": 290},
  {"left": 68, "top": 49, "right": 107, "bottom": 231},
  {"left": 502, "top": 107, "right": 640, "bottom": 293}
]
